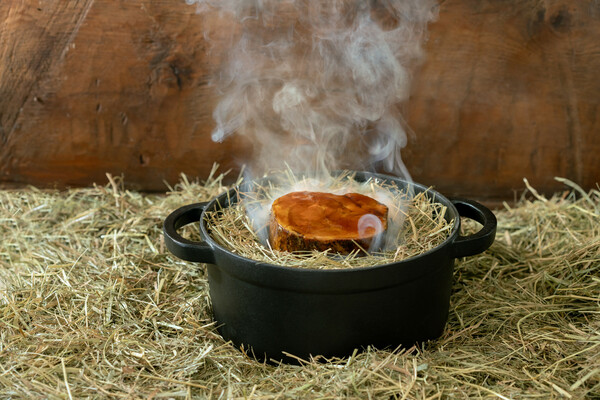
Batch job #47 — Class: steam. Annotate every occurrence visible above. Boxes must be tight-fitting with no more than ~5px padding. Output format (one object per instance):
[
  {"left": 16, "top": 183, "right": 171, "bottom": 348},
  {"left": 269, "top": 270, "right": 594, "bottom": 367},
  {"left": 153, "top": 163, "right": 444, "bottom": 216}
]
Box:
[
  {"left": 187, "top": 0, "right": 438, "bottom": 180},
  {"left": 187, "top": 0, "right": 438, "bottom": 253},
  {"left": 358, "top": 213, "right": 385, "bottom": 251}
]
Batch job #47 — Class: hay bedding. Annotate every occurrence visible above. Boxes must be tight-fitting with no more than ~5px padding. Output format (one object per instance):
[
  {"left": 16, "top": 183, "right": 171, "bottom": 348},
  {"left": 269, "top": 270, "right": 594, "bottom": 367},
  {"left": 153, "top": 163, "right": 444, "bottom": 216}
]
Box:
[{"left": 0, "top": 170, "right": 598, "bottom": 399}]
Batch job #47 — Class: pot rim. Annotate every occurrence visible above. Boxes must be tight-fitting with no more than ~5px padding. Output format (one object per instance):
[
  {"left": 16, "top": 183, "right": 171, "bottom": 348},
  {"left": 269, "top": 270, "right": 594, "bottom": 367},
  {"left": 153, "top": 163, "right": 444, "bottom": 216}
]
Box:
[{"left": 199, "top": 171, "right": 461, "bottom": 274}]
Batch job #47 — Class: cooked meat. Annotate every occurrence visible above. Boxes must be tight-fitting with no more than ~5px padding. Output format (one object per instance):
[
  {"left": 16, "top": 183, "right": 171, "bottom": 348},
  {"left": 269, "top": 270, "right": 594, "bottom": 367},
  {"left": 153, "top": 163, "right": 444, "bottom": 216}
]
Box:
[{"left": 269, "top": 191, "right": 388, "bottom": 254}]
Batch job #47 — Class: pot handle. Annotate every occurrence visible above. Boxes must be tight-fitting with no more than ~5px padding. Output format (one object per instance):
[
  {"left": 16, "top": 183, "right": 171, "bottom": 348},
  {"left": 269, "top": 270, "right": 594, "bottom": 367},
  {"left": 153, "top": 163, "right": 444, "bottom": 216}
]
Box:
[
  {"left": 163, "top": 203, "right": 216, "bottom": 264},
  {"left": 450, "top": 198, "right": 497, "bottom": 258}
]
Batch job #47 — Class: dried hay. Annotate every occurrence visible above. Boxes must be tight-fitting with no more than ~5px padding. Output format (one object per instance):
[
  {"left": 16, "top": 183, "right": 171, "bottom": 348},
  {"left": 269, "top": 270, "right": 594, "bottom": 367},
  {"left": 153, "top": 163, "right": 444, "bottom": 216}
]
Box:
[
  {"left": 205, "top": 173, "right": 454, "bottom": 269},
  {"left": 0, "top": 168, "right": 598, "bottom": 398}
]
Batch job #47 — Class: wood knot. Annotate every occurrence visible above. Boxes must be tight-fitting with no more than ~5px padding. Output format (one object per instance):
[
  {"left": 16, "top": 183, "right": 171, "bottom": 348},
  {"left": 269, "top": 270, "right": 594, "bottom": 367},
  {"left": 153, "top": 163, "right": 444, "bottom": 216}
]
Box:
[
  {"left": 549, "top": 8, "right": 571, "bottom": 32},
  {"left": 139, "top": 154, "right": 150, "bottom": 166}
]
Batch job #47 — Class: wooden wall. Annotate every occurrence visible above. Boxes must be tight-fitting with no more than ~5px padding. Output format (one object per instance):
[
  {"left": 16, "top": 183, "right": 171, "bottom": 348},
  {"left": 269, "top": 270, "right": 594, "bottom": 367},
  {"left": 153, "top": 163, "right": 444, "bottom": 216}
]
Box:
[{"left": 1, "top": 0, "right": 599, "bottom": 200}]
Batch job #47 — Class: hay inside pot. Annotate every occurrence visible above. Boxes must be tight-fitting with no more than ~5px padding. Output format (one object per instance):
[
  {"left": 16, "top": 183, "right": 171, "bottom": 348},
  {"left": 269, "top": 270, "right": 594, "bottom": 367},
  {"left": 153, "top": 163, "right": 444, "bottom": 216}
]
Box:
[{"left": 205, "top": 172, "right": 454, "bottom": 269}]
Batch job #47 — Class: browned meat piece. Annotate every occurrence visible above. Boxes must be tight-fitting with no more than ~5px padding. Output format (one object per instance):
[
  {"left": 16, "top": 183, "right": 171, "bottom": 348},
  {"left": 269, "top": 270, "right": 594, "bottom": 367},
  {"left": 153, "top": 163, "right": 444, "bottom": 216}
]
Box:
[{"left": 269, "top": 191, "right": 388, "bottom": 254}]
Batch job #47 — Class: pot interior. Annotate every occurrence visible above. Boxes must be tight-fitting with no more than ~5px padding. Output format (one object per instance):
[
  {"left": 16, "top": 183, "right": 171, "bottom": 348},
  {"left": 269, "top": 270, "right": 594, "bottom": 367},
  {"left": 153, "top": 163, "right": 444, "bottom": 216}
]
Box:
[{"left": 200, "top": 170, "right": 461, "bottom": 270}]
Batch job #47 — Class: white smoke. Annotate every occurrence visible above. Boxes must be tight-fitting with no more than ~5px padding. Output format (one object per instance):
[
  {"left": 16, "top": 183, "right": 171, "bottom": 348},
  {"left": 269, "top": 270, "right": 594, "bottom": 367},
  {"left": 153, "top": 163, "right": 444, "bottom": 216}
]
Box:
[
  {"left": 358, "top": 213, "right": 385, "bottom": 251},
  {"left": 187, "top": 0, "right": 438, "bottom": 181}
]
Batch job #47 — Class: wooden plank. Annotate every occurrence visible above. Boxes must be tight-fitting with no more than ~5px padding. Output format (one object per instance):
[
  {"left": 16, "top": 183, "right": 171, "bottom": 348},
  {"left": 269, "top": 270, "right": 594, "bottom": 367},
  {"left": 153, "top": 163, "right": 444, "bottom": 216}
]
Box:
[
  {"left": 0, "top": 0, "right": 95, "bottom": 144},
  {"left": 0, "top": 0, "right": 246, "bottom": 190},
  {"left": 403, "top": 0, "right": 600, "bottom": 196},
  {"left": 0, "top": 0, "right": 598, "bottom": 199}
]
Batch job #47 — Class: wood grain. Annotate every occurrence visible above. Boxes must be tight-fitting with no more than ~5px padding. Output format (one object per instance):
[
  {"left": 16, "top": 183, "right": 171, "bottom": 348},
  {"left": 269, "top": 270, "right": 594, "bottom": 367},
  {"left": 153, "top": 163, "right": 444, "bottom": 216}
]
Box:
[
  {"left": 0, "top": 0, "right": 94, "bottom": 145},
  {"left": 0, "top": 0, "right": 247, "bottom": 190},
  {"left": 0, "top": 0, "right": 598, "bottom": 199},
  {"left": 403, "top": 0, "right": 600, "bottom": 198}
]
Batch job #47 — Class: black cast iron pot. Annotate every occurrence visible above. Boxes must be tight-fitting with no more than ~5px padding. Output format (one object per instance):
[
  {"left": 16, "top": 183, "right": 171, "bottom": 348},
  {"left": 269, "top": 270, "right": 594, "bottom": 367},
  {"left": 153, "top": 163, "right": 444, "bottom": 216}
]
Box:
[{"left": 163, "top": 172, "right": 496, "bottom": 363}]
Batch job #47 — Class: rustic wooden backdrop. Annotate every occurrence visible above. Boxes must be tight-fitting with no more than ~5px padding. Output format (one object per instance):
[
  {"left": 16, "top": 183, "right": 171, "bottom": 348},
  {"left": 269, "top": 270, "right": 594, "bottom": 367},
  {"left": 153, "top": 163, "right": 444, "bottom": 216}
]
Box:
[{"left": 1, "top": 0, "right": 598, "bottom": 201}]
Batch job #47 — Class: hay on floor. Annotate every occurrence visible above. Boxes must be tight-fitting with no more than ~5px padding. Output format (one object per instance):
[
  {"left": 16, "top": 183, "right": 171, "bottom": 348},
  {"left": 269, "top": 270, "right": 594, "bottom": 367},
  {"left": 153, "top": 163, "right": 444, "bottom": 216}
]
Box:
[{"left": 0, "top": 168, "right": 598, "bottom": 399}]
